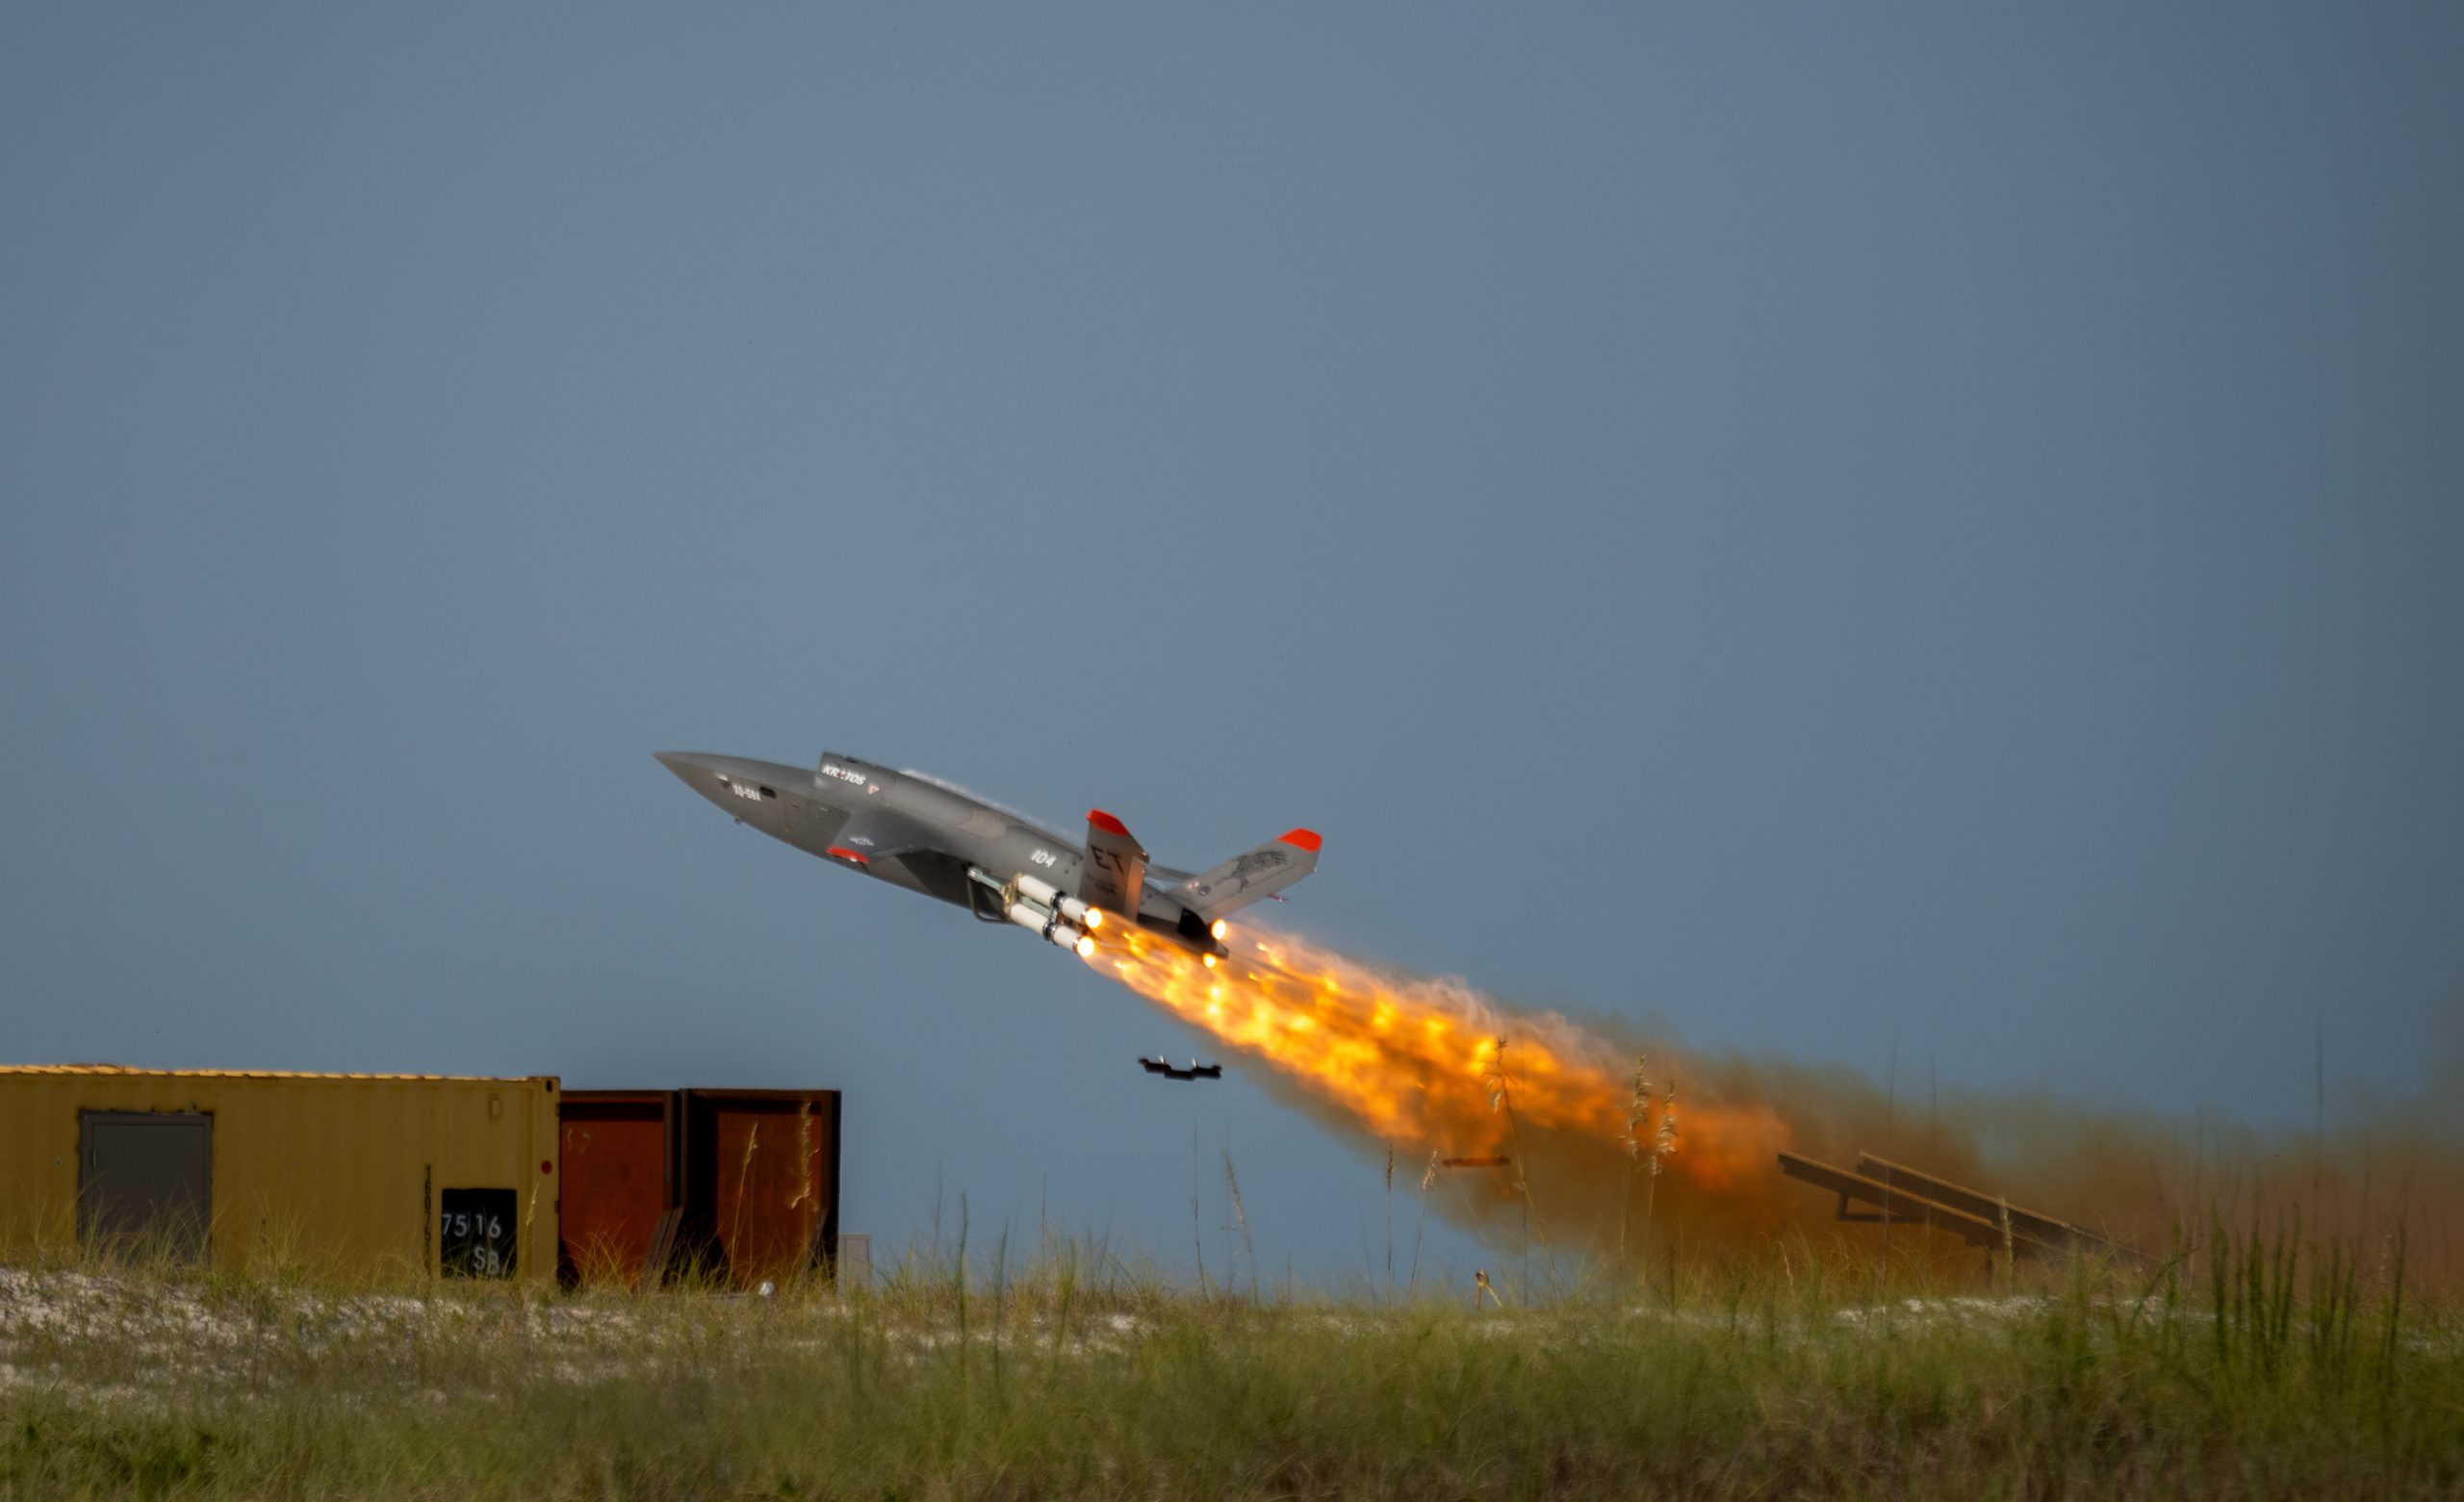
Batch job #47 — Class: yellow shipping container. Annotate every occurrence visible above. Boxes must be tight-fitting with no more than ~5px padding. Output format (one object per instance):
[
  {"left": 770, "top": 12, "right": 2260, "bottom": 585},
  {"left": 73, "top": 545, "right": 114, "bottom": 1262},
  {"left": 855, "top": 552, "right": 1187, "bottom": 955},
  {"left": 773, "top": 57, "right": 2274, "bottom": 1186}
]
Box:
[{"left": 0, "top": 1065, "right": 560, "bottom": 1284}]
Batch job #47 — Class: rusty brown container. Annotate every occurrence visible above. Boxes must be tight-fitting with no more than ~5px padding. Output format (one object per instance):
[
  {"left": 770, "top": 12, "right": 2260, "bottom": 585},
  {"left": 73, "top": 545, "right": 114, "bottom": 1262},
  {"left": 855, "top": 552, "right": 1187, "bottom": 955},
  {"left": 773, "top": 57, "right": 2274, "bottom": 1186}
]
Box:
[
  {"left": 678, "top": 1089, "right": 841, "bottom": 1289},
  {"left": 556, "top": 1090, "right": 679, "bottom": 1287}
]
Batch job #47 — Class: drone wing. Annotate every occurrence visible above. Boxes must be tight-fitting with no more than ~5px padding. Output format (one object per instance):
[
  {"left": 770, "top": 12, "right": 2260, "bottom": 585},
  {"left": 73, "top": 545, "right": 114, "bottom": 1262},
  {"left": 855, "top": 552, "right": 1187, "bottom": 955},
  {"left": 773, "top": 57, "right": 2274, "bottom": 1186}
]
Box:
[{"left": 819, "top": 804, "right": 942, "bottom": 868}]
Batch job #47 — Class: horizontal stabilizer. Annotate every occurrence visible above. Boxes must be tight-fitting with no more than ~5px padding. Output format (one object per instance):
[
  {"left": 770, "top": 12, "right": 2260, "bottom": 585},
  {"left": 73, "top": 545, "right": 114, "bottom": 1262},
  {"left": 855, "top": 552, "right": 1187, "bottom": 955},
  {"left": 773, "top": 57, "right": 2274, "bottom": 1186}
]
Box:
[{"left": 1176, "top": 828, "right": 1321, "bottom": 921}]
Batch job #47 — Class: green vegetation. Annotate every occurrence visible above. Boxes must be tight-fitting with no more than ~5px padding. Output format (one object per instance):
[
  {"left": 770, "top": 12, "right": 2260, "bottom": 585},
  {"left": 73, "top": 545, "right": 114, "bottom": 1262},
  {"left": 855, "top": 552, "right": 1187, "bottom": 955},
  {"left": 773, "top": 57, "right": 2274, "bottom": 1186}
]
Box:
[{"left": 2, "top": 1229, "right": 2457, "bottom": 1499}]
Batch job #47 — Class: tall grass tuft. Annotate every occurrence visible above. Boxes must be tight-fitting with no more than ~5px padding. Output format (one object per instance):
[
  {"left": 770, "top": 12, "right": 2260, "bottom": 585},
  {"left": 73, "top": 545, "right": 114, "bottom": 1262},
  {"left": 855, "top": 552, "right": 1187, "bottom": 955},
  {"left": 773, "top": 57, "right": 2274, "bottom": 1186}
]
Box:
[{"left": 1617, "top": 1054, "right": 1680, "bottom": 1284}]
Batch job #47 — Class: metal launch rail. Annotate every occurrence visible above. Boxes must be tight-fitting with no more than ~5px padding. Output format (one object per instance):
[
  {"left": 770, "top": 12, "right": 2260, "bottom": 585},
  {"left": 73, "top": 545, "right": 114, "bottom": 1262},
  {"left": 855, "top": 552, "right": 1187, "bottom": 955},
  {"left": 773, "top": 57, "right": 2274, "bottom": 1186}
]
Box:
[{"left": 1778, "top": 1150, "right": 2152, "bottom": 1269}]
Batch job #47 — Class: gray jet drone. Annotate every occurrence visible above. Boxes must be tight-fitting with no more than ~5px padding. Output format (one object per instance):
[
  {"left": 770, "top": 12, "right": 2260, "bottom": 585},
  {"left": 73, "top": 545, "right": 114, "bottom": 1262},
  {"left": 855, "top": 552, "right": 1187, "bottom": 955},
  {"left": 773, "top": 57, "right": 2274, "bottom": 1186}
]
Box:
[{"left": 655, "top": 750, "right": 1320, "bottom": 962}]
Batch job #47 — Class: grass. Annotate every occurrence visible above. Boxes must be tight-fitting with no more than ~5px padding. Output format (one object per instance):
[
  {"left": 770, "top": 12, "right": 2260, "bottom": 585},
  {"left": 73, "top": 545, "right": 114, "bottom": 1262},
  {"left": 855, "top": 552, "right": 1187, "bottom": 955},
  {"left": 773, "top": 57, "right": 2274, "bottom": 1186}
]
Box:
[{"left": 2, "top": 1227, "right": 2458, "bottom": 1499}]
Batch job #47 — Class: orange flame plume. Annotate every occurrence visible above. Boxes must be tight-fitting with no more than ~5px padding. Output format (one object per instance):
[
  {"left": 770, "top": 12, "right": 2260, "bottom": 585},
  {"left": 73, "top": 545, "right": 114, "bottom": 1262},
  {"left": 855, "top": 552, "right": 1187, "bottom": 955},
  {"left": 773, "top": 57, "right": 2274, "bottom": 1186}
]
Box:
[{"left": 1089, "top": 923, "right": 1788, "bottom": 1199}]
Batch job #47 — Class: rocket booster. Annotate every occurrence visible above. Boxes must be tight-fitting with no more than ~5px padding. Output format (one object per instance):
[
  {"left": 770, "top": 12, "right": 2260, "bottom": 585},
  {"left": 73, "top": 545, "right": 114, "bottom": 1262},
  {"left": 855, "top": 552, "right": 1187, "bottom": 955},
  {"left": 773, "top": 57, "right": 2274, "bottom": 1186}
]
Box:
[
  {"left": 1013, "top": 873, "right": 1096, "bottom": 929},
  {"left": 978, "top": 869, "right": 1095, "bottom": 955}
]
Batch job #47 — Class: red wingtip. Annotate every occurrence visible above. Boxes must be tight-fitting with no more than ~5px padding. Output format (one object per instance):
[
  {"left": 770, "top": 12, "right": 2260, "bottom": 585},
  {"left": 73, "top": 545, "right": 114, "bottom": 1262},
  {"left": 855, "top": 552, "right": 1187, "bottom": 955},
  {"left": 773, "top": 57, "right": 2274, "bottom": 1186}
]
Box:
[
  {"left": 1278, "top": 827, "right": 1322, "bottom": 853},
  {"left": 1087, "top": 808, "right": 1129, "bottom": 837}
]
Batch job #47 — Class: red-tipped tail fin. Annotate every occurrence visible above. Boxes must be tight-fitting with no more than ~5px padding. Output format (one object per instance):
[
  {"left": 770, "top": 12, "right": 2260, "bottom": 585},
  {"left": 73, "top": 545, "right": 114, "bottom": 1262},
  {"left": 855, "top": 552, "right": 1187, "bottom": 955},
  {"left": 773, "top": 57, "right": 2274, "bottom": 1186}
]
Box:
[
  {"left": 1079, "top": 809, "right": 1148, "bottom": 914},
  {"left": 1176, "top": 827, "right": 1322, "bottom": 921}
]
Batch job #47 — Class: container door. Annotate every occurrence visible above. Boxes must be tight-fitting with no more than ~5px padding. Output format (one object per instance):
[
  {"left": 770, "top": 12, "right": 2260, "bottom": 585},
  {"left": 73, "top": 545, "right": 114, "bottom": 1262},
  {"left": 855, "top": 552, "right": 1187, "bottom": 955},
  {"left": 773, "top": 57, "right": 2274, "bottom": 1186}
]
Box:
[
  {"left": 558, "top": 1098, "right": 676, "bottom": 1286},
  {"left": 79, "top": 1110, "right": 212, "bottom": 1264},
  {"left": 680, "top": 1094, "right": 838, "bottom": 1289}
]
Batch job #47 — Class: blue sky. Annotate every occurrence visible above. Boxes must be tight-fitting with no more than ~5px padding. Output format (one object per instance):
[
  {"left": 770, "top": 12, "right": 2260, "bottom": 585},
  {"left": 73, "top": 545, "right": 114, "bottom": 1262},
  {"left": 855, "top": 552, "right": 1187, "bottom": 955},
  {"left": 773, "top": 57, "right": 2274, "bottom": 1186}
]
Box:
[{"left": 5, "top": 5, "right": 2459, "bottom": 1280}]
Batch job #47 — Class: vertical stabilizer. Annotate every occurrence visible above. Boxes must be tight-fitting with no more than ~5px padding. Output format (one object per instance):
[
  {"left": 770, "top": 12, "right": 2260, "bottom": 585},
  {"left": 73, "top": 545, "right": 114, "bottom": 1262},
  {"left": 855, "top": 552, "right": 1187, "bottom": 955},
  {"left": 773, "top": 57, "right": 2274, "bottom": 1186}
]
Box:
[{"left": 1080, "top": 809, "right": 1148, "bottom": 915}]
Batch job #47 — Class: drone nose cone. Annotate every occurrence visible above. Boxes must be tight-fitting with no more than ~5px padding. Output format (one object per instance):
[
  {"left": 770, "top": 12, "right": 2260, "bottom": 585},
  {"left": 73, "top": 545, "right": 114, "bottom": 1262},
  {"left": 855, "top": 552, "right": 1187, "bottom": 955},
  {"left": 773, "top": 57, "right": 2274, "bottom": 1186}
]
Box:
[
  {"left": 654, "top": 751, "right": 734, "bottom": 799},
  {"left": 655, "top": 751, "right": 762, "bottom": 822}
]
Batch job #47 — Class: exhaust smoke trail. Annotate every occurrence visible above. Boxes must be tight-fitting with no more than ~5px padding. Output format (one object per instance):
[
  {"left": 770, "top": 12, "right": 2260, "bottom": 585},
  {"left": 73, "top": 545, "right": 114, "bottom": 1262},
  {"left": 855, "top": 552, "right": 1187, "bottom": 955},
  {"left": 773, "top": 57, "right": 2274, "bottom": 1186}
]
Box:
[{"left": 1089, "top": 923, "right": 2464, "bottom": 1277}]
